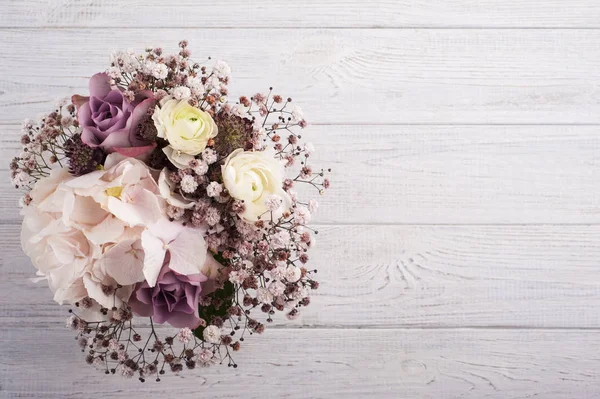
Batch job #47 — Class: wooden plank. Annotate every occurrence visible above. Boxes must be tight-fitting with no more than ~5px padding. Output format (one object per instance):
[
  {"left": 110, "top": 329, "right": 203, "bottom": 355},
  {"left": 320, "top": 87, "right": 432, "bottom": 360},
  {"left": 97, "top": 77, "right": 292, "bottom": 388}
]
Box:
[
  {"left": 3, "top": 223, "right": 600, "bottom": 328},
  {"left": 2, "top": 1, "right": 600, "bottom": 28},
  {"left": 1, "top": 29, "right": 600, "bottom": 124},
  {"left": 2, "top": 125, "right": 599, "bottom": 224},
  {"left": 1, "top": 326, "right": 599, "bottom": 398}
]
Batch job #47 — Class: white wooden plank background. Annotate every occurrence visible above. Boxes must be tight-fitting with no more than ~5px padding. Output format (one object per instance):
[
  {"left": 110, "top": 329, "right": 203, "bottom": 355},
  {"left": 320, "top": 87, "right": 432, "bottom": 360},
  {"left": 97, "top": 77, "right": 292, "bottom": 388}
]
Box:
[
  {"left": 2, "top": 1, "right": 600, "bottom": 28},
  {"left": 3, "top": 29, "right": 600, "bottom": 125},
  {"left": 2, "top": 125, "right": 600, "bottom": 224},
  {"left": 1, "top": 1, "right": 600, "bottom": 398}
]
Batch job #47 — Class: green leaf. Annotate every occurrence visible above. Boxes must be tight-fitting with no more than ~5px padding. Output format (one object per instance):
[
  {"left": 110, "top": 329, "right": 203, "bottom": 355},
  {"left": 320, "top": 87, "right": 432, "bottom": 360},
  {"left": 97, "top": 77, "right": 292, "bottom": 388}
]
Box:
[{"left": 194, "top": 280, "right": 235, "bottom": 339}]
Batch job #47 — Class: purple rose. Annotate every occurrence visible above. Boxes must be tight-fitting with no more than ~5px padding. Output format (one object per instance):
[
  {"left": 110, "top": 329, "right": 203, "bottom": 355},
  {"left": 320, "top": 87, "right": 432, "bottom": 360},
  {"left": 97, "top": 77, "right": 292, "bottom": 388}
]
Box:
[
  {"left": 129, "top": 262, "right": 208, "bottom": 329},
  {"left": 72, "top": 73, "right": 155, "bottom": 155}
]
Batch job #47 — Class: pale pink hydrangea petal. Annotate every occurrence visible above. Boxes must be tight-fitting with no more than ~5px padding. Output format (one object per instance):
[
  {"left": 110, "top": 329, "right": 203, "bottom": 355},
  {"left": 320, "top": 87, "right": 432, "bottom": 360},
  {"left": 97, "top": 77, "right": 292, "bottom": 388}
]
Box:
[
  {"left": 27, "top": 218, "right": 70, "bottom": 245},
  {"left": 82, "top": 274, "right": 115, "bottom": 309},
  {"left": 147, "top": 216, "right": 184, "bottom": 243},
  {"left": 62, "top": 192, "right": 109, "bottom": 227},
  {"left": 64, "top": 169, "right": 105, "bottom": 190},
  {"left": 53, "top": 277, "right": 88, "bottom": 305},
  {"left": 107, "top": 187, "right": 163, "bottom": 227},
  {"left": 84, "top": 215, "right": 125, "bottom": 246},
  {"left": 48, "top": 233, "right": 88, "bottom": 264},
  {"left": 201, "top": 252, "right": 223, "bottom": 280},
  {"left": 30, "top": 168, "right": 72, "bottom": 204},
  {"left": 141, "top": 230, "right": 167, "bottom": 287},
  {"left": 98, "top": 239, "right": 146, "bottom": 286},
  {"left": 82, "top": 272, "right": 133, "bottom": 310},
  {"left": 103, "top": 152, "right": 130, "bottom": 169},
  {"left": 167, "top": 228, "right": 207, "bottom": 276}
]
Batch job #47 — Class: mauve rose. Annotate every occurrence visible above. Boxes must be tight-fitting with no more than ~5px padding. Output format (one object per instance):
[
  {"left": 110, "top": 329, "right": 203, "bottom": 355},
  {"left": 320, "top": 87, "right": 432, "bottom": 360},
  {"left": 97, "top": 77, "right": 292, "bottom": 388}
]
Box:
[
  {"left": 129, "top": 258, "right": 208, "bottom": 329},
  {"left": 72, "top": 73, "right": 155, "bottom": 156}
]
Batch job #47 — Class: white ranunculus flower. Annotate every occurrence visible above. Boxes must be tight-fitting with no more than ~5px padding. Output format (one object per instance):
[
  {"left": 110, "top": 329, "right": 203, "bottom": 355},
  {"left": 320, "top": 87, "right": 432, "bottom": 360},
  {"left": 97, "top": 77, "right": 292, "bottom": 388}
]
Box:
[
  {"left": 221, "top": 149, "right": 292, "bottom": 222},
  {"left": 153, "top": 98, "right": 218, "bottom": 156}
]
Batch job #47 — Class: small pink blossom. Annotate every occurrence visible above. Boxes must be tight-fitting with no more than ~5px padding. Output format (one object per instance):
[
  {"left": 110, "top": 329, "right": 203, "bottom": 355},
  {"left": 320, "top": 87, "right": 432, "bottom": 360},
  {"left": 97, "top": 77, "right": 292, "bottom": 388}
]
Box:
[
  {"left": 256, "top": 240, "right": 269, "bottom": 254},
  {"left": 197, "top": 349, "right": 216, "bottom": 366},
  {"left": 294, "top": 206, "right": 311, "bottom": 225},
  {"left": 268, "top": 280, "right": 286, "bottom": 296},
  {"left": 300, "top": 166, "right": 312, "bottom": 179},
  {"left": 177, "top": 327, "right": 193, "bottom": 344},
  {"left": 271, "top": 230, "right": 291, "bottom": 249},
  {"left": 265, "top": 194, "right": 283, "bottom": 211},
  {"left": 229, "top": 269, "right": 249, "bottom": 285},
  {"left": 257, "top": 287, "right": 273, "bottom": 304}
]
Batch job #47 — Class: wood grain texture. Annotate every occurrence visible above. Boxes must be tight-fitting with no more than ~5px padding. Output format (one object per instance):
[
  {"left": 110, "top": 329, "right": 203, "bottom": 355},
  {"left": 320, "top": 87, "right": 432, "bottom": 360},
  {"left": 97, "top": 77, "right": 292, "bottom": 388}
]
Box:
[
  {"left": 3, "top": 223, "right": 600, "bottom": 328},
  {"left": 1, "top": 327, "right": 600, "bottom": 398},
  {"left": 2, "top": 1, "right": 600, "bottom": 28},
  {"left": 3, "top": 124, "right": 599, "bottom": 224},
  {"left": 2, "top": 2, "right": 600, "bottom": 397},
  {"left": 2, "top": 29, "right": 600, "bottom": 124}
]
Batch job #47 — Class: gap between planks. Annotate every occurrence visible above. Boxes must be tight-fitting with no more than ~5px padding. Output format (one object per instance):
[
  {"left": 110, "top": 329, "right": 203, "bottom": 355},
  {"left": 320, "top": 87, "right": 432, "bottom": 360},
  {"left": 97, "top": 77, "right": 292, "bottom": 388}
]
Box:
[
  {"left": 5, "top": 27, "right": 600, "bottom": 30},
  {"left": 4, "top": 324, "right": 600, "bottom": 332},
  {"left": 5, "top": 122, "right": 600, "bottom": 127},
  {"left": 3, "top": 220, "right": 600, "bottom": 227}
]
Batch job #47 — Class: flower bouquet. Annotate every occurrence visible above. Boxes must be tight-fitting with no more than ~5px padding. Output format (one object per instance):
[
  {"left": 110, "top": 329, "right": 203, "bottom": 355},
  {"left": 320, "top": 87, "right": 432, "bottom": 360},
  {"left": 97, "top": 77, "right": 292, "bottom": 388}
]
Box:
[{"left": 9, "top": 41, "right": 329, "bottom": 381}]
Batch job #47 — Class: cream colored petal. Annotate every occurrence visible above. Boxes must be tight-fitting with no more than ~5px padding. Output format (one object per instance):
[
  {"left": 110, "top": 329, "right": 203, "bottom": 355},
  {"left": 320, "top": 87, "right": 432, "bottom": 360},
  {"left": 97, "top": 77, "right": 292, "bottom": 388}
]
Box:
[
  {"left": 29, "top": 167, "right": 70, "bottom": 201},
  {"left": 158, "top": 168, "right": 195, "bottom": 209},
  {"left": 162, "top": 145, "right": 195, "bottom": 169}
]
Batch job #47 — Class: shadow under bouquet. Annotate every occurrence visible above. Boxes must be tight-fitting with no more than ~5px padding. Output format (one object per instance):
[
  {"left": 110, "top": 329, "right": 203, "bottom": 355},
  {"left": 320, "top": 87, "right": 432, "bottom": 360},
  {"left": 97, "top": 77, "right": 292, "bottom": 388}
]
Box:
[{"left": 9, "top": 41, "right": 330, "bottom": 381}]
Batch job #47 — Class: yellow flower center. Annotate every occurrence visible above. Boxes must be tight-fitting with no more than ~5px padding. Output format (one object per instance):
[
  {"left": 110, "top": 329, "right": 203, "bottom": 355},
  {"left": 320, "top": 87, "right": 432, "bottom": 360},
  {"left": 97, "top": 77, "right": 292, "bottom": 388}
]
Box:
[{"left": 105, "top": 186, "right": 123, "bottom": 199}]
